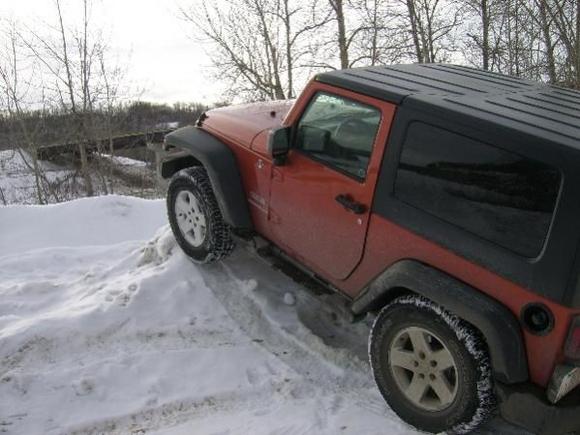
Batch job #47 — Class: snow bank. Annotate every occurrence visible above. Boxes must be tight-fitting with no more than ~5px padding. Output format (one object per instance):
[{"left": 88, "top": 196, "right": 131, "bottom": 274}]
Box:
[
  {"left": 0, "top": 195, "right": 413, "bottom": 435},
  {"left": 0, "top": 195, "right": 514, "bottom": 434},
  {"left": 0, "top": 195, "right": 166, "bottom": 256}
]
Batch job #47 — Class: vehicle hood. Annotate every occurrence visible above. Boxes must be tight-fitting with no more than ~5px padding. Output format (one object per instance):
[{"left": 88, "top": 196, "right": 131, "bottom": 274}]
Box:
[{"left": 201, "top": 100, "right": 295, "bottom": 148}]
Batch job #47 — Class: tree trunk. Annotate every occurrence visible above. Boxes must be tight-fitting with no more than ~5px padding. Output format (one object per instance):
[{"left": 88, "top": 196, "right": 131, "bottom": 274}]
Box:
[
  {"left": 482, "top": 0, "right": 490, "bottom": 70},
  {"left": 407, "top": 0, "right": 424, "bottom": 63},
  {"left": 283, "top": 0, "right": 294, "bottom": 98},
  {"left": 78, "top": 141, "right": 94, "bottom": 196},
  {"left": 29, "top": 149, "right": 45, "bottom": 204},
  {"left": 576, "top": 0, "right": 580, "bottom": 88},
  {"left": 330, "top": 0, "right": 349, "bottom": 69},
  {"left": 538, "top": 0, "right": 557, "bottom": 83},
  {"left": 371, "top": 0, "right": 379, "bottom": 65},
  {"left": 253, "top": 0, "right": 285, "bottom": 99}
]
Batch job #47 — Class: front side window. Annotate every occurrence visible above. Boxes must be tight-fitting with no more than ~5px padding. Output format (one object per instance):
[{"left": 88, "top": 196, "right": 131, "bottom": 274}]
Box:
[
  {"left": 394, "top": 122, "right": 561, "bottom": 258},
  {"left": 295, "top": 92, "right": 381, "bottom": 180}
]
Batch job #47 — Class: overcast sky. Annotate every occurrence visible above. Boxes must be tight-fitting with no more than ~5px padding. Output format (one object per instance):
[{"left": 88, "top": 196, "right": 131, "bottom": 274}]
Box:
[{"left": 0, "top": 0, "right": 224, "bottom": 105}]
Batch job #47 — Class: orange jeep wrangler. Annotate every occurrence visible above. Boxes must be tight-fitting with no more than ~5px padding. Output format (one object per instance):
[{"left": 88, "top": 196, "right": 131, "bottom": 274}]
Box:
[{"left": 161, "top": 64, "right": 580, "bottom": 434}]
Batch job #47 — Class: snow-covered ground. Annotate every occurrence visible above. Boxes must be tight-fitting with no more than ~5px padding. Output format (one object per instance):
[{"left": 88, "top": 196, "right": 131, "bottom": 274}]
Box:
[
  {"left": 100, "top": 154, "right": 148, "bottom": 168},
  {"left": 0, "top": 196, "right": 524, "bottom": 434},
  {"left": 0, "top": 150, "right": 74, "bottom": 205},
  {"left": 0, "top": 150, "right": 160, "bottom": 206}
]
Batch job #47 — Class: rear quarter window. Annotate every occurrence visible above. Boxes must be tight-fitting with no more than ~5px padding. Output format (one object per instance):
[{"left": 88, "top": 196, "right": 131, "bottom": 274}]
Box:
[{"left": 394, "top": 122, "right": 561, "bottom": 258}]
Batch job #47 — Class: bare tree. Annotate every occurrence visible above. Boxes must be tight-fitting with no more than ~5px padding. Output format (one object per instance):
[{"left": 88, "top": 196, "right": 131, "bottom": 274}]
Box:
[
  {"left": 405, "top": 0, "right": 425, "bottom": 62},
  {"left": 400, "top": 0, "right": 461, "bottom": 63},
  {"left": 461, "top": 0, "right": 504, "bottom": 70},
  {"left": 480, "top": 1, "right": 543, "bottom": 80},
  {"left": 316, "top": 0, "right": 405, "bottom": 69},
  {"left": 19, "top": 0, "right": 126, "bottom": 196},
  {"left": 348, "top": 0, "right": 408, "bottom": 67},
  {"left": 0, "top": 20, "right": 57, "bottom": 204},
  {"left": 540, "top": 0, "right": 580, "bottom": 88},
  {"left": 181, "top": 0, "right": 329, "bottom": 100},
  {"left": 182, "top": 0, "right": 285, "bottom": 100},
  {"left": 275, "top": 0, "right": 329, "bottom": 97},
  {"left": 327, "top": 0, "right": 350, "bottom": 68},
  {"left": 535, "top": 0, "right": 558, "bottom": 83}
]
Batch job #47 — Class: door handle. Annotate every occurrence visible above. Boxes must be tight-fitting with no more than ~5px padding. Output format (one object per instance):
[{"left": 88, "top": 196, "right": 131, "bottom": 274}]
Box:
[{"left": 335, "top": 194, "right": 366, "bottom": 215}]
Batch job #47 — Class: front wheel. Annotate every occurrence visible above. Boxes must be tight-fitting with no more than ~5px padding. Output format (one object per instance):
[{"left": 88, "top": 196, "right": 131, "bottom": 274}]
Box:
[
  {"left": 369, "top": 295, "right": 495, "bottom": 434},
  {"left": 167, "top": 167, "right": 235, "bottom": 263}
]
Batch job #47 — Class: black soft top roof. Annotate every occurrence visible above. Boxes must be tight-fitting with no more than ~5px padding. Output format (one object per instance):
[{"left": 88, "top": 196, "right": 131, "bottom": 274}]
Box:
[{"left": 316, "top": 63, "right": 580, "bottom": 150}]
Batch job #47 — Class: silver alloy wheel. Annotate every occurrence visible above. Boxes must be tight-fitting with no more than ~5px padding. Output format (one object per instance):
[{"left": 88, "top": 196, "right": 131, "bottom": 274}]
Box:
[
  {"left": 174, "top": 190, "right": 207, "bottom": 248},
  {"left": 389, "top": 326, "right": 459, "bottom": 412}
]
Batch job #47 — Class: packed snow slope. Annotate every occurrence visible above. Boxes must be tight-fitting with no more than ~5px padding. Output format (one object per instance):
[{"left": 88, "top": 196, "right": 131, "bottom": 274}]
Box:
[{"left": 0, "top": 195, "right": 523, "bottom": 434}]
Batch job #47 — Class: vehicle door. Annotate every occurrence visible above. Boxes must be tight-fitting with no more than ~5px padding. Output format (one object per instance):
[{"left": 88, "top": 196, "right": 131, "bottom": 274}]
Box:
[{"left": 268, "top": 85, "right": 396, "bottom": 280}]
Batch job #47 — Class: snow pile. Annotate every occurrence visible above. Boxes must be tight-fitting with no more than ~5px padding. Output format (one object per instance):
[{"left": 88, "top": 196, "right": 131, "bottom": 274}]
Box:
[
  {"left": 0, "top": 196, "right": 165, "bottom": 256},
  {"left": 0, "top": 195, "right": 413, "bottom": 435}
]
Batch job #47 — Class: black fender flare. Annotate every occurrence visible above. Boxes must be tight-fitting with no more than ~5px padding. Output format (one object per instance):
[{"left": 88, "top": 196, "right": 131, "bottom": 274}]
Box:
[
  {"left": 163, "top": 126, "right": 253, "bottom": 230},
  {"left": 352, "top": 259, "right": 528, "bottom": 384}
]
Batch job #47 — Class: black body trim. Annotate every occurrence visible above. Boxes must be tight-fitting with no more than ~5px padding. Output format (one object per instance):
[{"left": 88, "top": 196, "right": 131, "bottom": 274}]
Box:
[
  {"left": 373, "top": 106, "right": 580, "bottom": 308},
  {"left": 163, "top": 126, "right": 253, "bottom": 230},
  {"left": 352, "top": 260, "right": 529, "bottom": 384},
  {"left": 160, "top": 151, "right": 200, "bottom": 179}
]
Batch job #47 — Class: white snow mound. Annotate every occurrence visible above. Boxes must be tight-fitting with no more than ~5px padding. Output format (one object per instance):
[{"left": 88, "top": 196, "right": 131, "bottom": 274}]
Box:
[{"left": 0, "top": 194, "right": 415, "bottom": 435}]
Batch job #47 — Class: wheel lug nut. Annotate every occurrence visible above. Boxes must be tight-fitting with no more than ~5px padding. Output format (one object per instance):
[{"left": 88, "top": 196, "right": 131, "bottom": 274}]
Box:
[
  {"left": 419, "top": 352, "right": 426, "bottom": 360},
  {"left": 418, "top": 373, "right": 425, "bottom": 379},
  {"left": 413, "top": 361, "right": 419, "bottom": 367},
  {"left": 430, "top": 361, "right": 437, "bottom": 367}
]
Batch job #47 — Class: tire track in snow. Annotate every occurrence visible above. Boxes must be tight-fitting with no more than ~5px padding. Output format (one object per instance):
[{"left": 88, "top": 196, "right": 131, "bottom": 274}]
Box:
[
  {"left": 64, "top": 382, "right": 289, "bottom": 435},
  {"left": 63, "top": 380, "right": 351, "bottom": 435},
  {"left": 197, "top": 251, "right": 531, "bottom": 435},
  {"left": 196, "top": 253, "right": 394, "bottom": 419},
  {"left": 0, "top": 324, "right": 252, "bottom": 380}
]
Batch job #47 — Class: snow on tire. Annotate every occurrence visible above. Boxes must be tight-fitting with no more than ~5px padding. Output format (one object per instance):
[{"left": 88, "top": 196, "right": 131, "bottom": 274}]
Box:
[
  {"left": 369, "top": 294, "right": 495, "bottom": 434},
  {"left": 167, "top": 166, "right": 235, "bottom": 264}
]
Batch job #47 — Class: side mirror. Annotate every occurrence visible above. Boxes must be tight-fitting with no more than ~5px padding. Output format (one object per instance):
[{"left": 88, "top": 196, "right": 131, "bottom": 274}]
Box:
[
  {"left": 267, "top": 126, "right": 291, "bottom": 166},
  {"left": 298, "top": 125, "right": 330, "bottom": 152}
]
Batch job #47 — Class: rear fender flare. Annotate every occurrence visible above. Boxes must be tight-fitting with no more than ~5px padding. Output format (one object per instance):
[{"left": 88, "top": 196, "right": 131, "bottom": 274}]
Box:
[{"left": 352, "top": 259, "right": 529, "bottom": 384}]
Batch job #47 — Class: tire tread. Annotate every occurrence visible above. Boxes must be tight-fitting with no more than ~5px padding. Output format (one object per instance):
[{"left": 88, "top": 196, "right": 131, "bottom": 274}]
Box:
[
  {"left": 369, "top": 294, "right": 496, "bottom": 434},
  {"left": 167, "top": 167, "right": 235, "bottom": 263}
]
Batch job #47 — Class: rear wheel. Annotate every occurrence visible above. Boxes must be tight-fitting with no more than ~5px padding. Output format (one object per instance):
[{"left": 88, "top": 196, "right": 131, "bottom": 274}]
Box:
[
  {"left": 369, "top": 295, "right": 495, "bottom": 434},
  {"left": 167, "top": 167, "right": 235, "bottom": 263}
]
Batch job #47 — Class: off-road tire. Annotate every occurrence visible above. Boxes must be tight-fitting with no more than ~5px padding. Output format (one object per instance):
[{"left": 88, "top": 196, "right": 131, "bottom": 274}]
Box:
[
  {"left": 369, "top": 295, "right": 495, "bottom": 434},
  {"left": 167, "top": 167, "right": 235, "bottom": 263}
]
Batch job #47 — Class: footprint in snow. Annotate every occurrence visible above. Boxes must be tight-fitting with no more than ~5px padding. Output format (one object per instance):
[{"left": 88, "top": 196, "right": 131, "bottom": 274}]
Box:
[
  {"left": 245, "top": 368, "right": 259, "bottom": 385},
  {"left": 73, "top": 379, "right": 95, "bottom": 396},
  {"left": 283, "top": 292, "right": 297, "bottom": 306},
  {"left": 103, "top": 284, "right": 138, "bottom": 306},
  {"left": 116, "top": 293, "right": 131, "bottom": 307}
]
